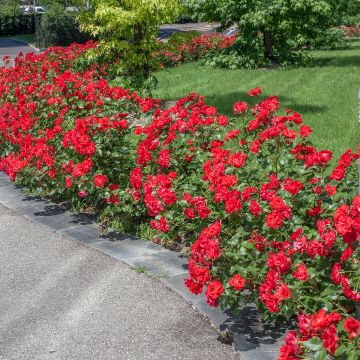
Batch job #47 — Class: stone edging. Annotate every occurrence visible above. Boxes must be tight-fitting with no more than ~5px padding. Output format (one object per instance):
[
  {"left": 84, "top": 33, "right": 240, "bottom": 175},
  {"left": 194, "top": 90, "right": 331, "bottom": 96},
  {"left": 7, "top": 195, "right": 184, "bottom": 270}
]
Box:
[{"left": 0, "top": 172, "right": 287, "bottom": 360}]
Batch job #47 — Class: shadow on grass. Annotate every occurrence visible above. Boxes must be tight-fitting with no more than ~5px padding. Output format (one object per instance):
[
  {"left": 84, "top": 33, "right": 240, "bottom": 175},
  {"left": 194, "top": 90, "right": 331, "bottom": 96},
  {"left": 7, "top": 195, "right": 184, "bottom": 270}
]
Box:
[
  {"left": 173, "top": 91, "right": 329, "bottom": 117},
  {"left": 313, "top": 55, "right": 360, "bottom": 68}
]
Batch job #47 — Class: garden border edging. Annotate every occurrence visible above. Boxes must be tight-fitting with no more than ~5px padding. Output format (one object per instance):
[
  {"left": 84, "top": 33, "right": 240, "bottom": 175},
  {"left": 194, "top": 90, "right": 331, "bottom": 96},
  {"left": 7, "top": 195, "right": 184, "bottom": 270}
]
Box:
[{"left": 0, "top": 171, "right": 288, "bottom": 360}]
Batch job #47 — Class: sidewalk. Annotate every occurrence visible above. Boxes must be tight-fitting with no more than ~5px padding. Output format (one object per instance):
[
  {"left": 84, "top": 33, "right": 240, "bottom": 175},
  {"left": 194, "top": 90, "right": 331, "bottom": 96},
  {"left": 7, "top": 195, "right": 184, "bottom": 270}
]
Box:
[{"left": 0, "top": 203, "right": 240, "bottom": 360}]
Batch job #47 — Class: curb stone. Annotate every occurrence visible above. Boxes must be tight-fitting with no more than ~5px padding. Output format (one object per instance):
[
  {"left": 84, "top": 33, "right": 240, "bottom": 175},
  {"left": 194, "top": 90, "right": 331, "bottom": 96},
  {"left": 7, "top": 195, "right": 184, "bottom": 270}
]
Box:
[{"left": 0, "top": 172, "right": 287, "bottom": 360}]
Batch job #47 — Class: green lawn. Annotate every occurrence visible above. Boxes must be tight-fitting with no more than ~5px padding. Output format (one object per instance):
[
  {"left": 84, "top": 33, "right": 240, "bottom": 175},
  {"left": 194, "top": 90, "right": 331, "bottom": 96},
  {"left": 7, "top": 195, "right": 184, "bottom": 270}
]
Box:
[
  {"left": 12, "top": 34, "right": 36, "bottom": 47},
  {"left": 153, "top": 39, "right": 360, "bottom": 161}
]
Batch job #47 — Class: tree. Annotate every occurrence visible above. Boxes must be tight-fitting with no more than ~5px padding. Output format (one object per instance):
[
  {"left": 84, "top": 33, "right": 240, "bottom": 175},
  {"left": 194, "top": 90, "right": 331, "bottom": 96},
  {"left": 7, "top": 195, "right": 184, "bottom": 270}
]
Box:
[
  {"left": 186, "top": 0, "right": 335, "bottom": 66},
  {"left": 79, "top": 0, "right": 180, "bottom": 87}
]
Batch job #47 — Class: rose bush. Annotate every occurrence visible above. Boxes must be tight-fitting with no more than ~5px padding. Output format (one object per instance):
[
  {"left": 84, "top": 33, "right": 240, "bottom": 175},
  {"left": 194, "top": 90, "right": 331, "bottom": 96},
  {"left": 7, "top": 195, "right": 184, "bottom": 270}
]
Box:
[
  {"left": 154, "top": 33, "right": 236, "bottom": 68},
  {"left": 0, "top": 43, "right": 156, "bottom": 223},
  {"left": 134, "top": 89, "right": 360, "bottom": 358},
  {"left": 0, "top": 46, "right": 359, "bottom": 359}
]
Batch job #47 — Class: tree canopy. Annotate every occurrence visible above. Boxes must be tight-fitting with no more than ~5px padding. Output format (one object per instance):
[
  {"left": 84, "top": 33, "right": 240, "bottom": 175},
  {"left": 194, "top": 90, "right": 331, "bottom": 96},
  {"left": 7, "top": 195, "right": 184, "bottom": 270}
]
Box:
[
  {"left": 185, "top": 0, "right": 337, "bottom": 66},
  {"left": 79, "top": 0, "right": 180, "bottom": 87}
]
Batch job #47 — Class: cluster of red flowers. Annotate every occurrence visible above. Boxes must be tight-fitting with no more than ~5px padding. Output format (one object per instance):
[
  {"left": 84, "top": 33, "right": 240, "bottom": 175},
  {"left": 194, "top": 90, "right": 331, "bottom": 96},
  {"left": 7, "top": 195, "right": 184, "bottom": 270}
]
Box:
[
  {"left": 184, "top": 221, "right": 223, "bottom": 306},
  {"left": 132, "top": 84, "right": 359, "bottom": 358},
  {"left": 154, "top": 34, "right": 236, "bottom": 68},
  {"left": 339, "top": 25, "right": 360, "bottom": 37},
  {"left": 0, "top": 42, "right": 156, "bottom": 208},
  {"left": 1, "top": 44, "right": 359, "bottom": 360},
  {"left": 280, "top": 310, "right": 360, "bottom": 359}
]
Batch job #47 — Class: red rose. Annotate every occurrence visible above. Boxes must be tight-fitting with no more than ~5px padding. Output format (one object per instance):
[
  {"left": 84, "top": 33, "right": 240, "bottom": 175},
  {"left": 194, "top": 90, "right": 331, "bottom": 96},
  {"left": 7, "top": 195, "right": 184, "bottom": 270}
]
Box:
[
  {"left": 292, "top": 264, "right": 309, "bottom": 281},
  {"left": 318, "top": 150, "right": 333, "bottom": 165},
  {"left": 156, "top": 149, "right": 171, "bottom": 168},
  {"left": 343, "top": 317, "right": 360, "bottom": 340},
  {"left": 190, "top": 265, "right": 211, "bottom": 285},
  {"left": 325, "top": 184, "right": 336, "bottom": 196},
  {"left": 266, "top": 211, "right": 283, "bottom": 229},
  {"left": 275, "top": 283, "right": 291, "bottom": 300},
  {"left": 205, "top": 279, "right": 224, "bottom": 307},
  {"left": 184, "top": 208, "right": 196, "bottom": 219},
  {"left": 248, "top": 87, "right": 262, "bottom": 96},
  {"left": 233, "top": 101, "right": 248, "bottom": 114},
  {"left": 283, "top": 178, "right": 303, "bottom": 195},
  {"left": 250, "top": 139, "right": 261, "bottom": 153},
  {"left": 150, "top": 217, "right": 170, "bottom": 233},
  {"left": 228, "top": 151, "right": 246, "bottom": 168},
  {"left": 224, "top": 129, "right": 241, "bottom": 141},
  {"left": 330, "top": 166, "right": 346, "bottom": 181},
  {"left": 267, "top": 251, "right": 292, "bottom": 274},
  {"left": 249, "top": 200, "right": 262, "bottom": 217},
  {"left": 65, "top": 177, "right": 72, "bottom": 189},
  {"left": 78, "top": 190, "right": 87, "bottom": 198},
  {"left": 299, "top": 125, "right": 312, "bottom": 137},
  {"left": 184, "top": 278, "right": 203, "bottom": 295},
  {"left": 331, "top": 263, "right": 342, "bottom": 284},
  {"left": 229, "top": 274, "right": 246, "bottom": 291},
  {"left": 321, "top": 325, "right": 338, "bottom": 354},
  {"left": 217, "top": 115, "right": 228, "bottom": 126},
  {"left": 94, "top": 174, "right": 108, "bottom": 187}
]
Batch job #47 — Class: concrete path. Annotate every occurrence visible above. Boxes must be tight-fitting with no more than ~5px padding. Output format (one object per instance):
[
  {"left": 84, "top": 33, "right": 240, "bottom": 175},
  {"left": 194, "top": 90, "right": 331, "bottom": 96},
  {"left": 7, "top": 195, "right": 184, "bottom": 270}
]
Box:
[
  {"left": 0, "top": 203, "right": 240, "bottom": 360},
  {"left": 0, "top": 38, "right": 36, "bottom": 57}
]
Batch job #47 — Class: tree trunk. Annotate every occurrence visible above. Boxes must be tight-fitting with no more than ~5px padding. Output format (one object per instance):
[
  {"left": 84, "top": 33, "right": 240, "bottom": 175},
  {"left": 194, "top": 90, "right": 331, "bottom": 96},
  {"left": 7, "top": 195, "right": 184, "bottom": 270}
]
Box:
[
  {"left": 263, "top": 30, "right": 275, "bottom": 64},
  {"left": 133, "top": 24, "right": 150, "bottom": 79}
]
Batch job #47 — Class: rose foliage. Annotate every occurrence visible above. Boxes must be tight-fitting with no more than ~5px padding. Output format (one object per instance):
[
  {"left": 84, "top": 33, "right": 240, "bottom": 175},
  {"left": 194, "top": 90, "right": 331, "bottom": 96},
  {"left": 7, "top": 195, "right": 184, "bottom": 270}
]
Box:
[{"left": 0, "top": 45, "right": 359, "bottom": 359}]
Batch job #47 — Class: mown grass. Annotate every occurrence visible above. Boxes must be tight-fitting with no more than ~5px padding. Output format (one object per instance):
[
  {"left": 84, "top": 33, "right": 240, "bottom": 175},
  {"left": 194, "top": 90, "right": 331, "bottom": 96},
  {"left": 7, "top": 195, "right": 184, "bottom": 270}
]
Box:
[
  {"left": 153, "top": 39, "right": 360, "bottom": 161},
  {"left": 12, "top": 34, "right": 36, "bottom": 47}
]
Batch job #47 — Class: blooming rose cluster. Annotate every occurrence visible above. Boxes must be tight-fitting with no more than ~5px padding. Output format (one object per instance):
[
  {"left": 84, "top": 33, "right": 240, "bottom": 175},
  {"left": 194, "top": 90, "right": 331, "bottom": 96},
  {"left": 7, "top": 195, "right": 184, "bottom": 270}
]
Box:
[
  {"left": 154, "top": 34, "right": 236, "bottom": 68},
  {"left": 0, "top": 45, "right": 359, "bottom": 360},
  {"left": 279, "top": 310, "right": 359, "bottom": 359},
  {"left": 133, "top": 86, "right": 359, "bottom": 359}
]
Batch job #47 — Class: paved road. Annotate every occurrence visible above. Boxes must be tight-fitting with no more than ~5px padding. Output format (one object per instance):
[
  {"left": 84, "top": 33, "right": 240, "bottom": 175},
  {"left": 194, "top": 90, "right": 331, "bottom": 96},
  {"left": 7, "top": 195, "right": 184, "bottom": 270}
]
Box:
[
  {"left": 0, "top": 38, "right": 36, "bottom": 57},
  {"left": 0, "top": 204, "right": 240, "bottom": 360},
  {"left": 159, "top": 23, "right": 238, "bottom": 40}
]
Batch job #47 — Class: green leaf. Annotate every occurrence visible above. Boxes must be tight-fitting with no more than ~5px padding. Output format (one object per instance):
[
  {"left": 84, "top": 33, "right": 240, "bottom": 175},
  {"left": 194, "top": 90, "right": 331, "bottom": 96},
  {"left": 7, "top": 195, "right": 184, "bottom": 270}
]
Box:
[
  {"left": 334, "top": 344, "right": 346, "bottom": 357},
  {"left": 314, "top": 349, "right": 327, "bottom": 360},
  {"left": 303, "top": 337, "right": 323, "bottom": 352},
  {"left": 241, "top": 241, "right": 255, "bottom": 250}
]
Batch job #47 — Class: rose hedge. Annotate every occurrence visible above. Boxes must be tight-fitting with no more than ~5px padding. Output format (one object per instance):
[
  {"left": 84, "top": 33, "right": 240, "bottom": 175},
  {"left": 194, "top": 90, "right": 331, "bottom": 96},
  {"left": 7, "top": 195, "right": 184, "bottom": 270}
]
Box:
[
  {"left": 154, "top": 33, "right": 236, "bottom": 68},
  {"left": 0, "top": 45, "right": 359, "bottom": 359}
]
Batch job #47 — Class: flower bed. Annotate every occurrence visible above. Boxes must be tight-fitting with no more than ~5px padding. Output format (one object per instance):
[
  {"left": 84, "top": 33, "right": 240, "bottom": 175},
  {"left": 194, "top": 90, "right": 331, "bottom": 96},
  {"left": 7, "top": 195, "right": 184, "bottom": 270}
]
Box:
[
  {"left": 154, "top": 33, "right": 236, "bottom": 68},
  {"left": 0, "top": 45, "right": 359, "bottom": 359},
  {"left": 339, "top": 26, "right": 360, "bottom": 38}
]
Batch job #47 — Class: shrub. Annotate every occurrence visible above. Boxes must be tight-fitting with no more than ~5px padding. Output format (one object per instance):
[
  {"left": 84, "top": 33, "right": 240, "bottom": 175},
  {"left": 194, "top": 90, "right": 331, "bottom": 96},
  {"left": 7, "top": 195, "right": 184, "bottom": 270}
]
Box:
[
  {"left": 0, "top": 43, "right": 154, "bottom": 221},
  {"left": 0, "top": 45, "right": 359, "bottom": 360},
  {"left": 78, "top": 0, "right": 181, "bottom": 90},
  {"left": 0, "top": 2, "right": 34, "bottom": 36},
  {"left": 185, "top": 0, "right": 337, "bottom": 67},
  {"left": 305, "top": 27, "right": 348, "bottom": 50},
  {"left": 40, "top": 4, "right": 91, "bottom": 47},
  {"left": 154, "top": 33, "right": 236, "bottom": 68},
  {"left": 134, "top": 89, "right": 360, "bottom": 357},
  {"left": 340, "top": 25, "right": 360, "bottom": 37}
]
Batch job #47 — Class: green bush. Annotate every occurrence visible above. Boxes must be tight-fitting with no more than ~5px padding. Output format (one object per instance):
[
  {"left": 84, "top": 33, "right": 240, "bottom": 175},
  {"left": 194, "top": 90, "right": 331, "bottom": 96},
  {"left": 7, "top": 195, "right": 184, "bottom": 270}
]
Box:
[
  {"left": 40, "top": 4, "right": 90, "bottom": 47},
  {"left": 0, "top": 2, "right": 34, "bottom": 36},
  {"left": 305, "top": 28, "right": 348, "bottom": 50}
]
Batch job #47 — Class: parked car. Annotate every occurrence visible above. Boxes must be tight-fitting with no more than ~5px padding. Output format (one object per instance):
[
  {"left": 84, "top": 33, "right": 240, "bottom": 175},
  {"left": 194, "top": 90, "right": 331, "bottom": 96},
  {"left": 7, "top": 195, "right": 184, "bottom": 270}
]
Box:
[{"left": 19, "top": 5, "right": 47, "bottom": 14}]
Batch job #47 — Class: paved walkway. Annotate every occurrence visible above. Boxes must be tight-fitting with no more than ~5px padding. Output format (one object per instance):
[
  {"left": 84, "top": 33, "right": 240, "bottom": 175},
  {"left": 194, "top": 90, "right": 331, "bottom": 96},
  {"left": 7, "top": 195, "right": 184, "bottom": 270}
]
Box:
[
  {"left": 0, "top": 203, "right": 240, "bottom": 360},
  {"left": 0, "top": 38, "right": 36, "bottom": 57}
]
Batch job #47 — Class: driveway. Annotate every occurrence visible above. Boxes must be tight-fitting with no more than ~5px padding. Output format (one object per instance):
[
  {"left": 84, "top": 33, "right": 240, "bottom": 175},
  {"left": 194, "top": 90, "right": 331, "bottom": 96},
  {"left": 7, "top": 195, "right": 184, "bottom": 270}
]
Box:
[
  {"left": 0, "top": 203, "right": 240, "bottom": 360},
  {"left": 0, "top": 38, "right": 36, "bottom": 57},
  {"left": 158, "top": 23, "right": 238, "bottom": 40}
]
